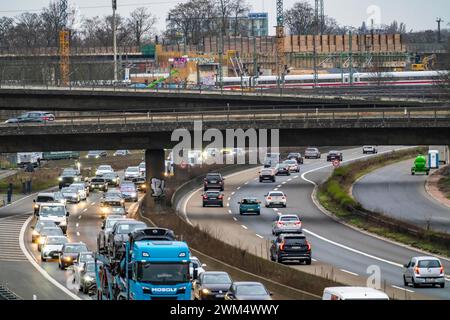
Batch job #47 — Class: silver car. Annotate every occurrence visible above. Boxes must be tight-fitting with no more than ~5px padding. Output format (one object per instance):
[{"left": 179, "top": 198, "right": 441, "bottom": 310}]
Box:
[
  {"left": 403, "top": 256, "right": 445, "bottom": 288},
  {"left": 304, "top": 147, "right": 321, "bottom": 159},
  {"left": 272, "top": 215, "right": 302, "bottom": 236}
]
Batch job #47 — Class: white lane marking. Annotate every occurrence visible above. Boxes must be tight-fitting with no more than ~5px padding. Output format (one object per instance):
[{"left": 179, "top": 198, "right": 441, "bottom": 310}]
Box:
[
  {"left": 91, "top": 203, "right": 95, "bottom": 206},
  {"left": 302, "top": 228, "right": 403, "bottom": 268},
  {"left": 273, "top": 208, "right": 279, "bottom": 211},
  {"left": 340, "top": 269, "right": 359, "bottom": 276},
  {"left": 228, "top": 210, "right": 232, "bottom": 214},
  {"left": 19, "top": 215, "right": 80, "bottom": 300},
  {"left": 233, "top": 217, "right": 238, "bottom": 221},
  {"left": 274, "top": 188, "right": 278, "bottom": 191},
  {"left": 231, "top": 192, "right": 235, "bottom": 195},
  {"left": 277, "top": 212, "right": 282, "bottom": 216},
  {"left": 392, "top": 285, "right": 414, "bottom": 293},
  {"left": 227, "top": 197, "right": 231, "bottom": 201},
  {"left": 237, "top": 187, "right": 241, "bottom": 190},
  {"left": 312, "top": 258, "right": 318, "bottom": 262},
  {"left": 244, "top": 181, "right": 249, "bottom": 185},
  {"left": 78, "top": 215, "right": 82, "bottom": 220},
  {"left": 226, "top": 203, "right": 230, "bottom": 207},
  {"left": 287, "top": 179, "right": 292, "bottom": 182},
  {"left": 254, "top": 178, "right": 258, "bottom": 181},
  {"left": 83, "top": 208, "right": 87, "bottom": 212},
  {"left": 277, "top": 185, "right": 282, "bottom": 188},
  {"left": 293, "top": 176, "right": 299, "bottom": 179},
  {"left": 282, "top": 182, "right": 287, "bottom": 185},
  {"left": 256, "top": 234, "right": 264, "bottom": 239},
  {"left": 241, "top": 225, "right": 248, "bottom": 230},
  {"left": 75, "top": 223, "right": 79, "bottom": 228},
  {"left": 76, "top": 232, "right": 80, "bottom": 237}
]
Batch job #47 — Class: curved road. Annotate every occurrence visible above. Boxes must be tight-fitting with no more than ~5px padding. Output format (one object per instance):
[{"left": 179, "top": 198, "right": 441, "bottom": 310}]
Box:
[
  {"left": 353, "top": 159, "right": 450, "bottom": 234},
  {"left": 182, "top": 147, "right": 450, "bottom": 300}
]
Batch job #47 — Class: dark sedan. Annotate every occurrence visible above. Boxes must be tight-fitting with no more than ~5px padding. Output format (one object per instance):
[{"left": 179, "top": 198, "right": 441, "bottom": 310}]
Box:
[
  {"left": 202, "top": 191, "right": 224, "bottom": 207},
  {"left": 58, "top": 242, "right": 89, "bottom": 270},
  {"left": 102, "top": 172, "right": 120, "bottom": 187},
  {"left": 225, "top": 282, "right": 273, "bottom": 300},
  {"left": 193, "top": 271, "right": 232, "bottom": 300},
  {"left": 275, "top": 163, "right": 290, "bottom": 176},
  {"left": 5, "top": 111, "right": 55, "bottom": 123},
  {"left": 327, "top": 151, "right": 343, "bottom": 162}
]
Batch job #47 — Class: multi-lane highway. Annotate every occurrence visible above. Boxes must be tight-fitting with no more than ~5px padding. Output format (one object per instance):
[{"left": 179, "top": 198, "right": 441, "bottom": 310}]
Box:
[
  {"left": 353, "top": 159, "right": 450, "bottom": 234},
  {"left": 0, "top": 180, "right": 139, "bottom": 300},
  {"left": 182, "top": 146, "right": 450, "bottom": 300}
]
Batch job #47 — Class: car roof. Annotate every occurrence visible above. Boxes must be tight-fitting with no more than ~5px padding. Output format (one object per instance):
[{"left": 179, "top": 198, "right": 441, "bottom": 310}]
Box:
[
  {"left": 40, "top": 202, "right": 65, "bottom": 207},
  {"left": 279, "top": 214, "right": 299, "bottom": 218},
  {"left": 413, "top": 256, "right": 441, "bottom": 261},
  {"left": 269, "top": 191, "right": 284, "bottom": 194},
  {"left": 37, "top": 193, "right": 55, "bottom": 197},
  {"left": 64, "top": 242, "right": 86, "bottom": 246},
  {"left": 203, "top": 271, "right": 229, "bottom": 275},
  {"left": 323, "top": 287, "right": 389, "bottom": 299},
  {"left": 233, "top": 281, "right": 265, "bottom": 286},
  {"left": 279, "top": 233, "right": 305, "bottom": 238}
]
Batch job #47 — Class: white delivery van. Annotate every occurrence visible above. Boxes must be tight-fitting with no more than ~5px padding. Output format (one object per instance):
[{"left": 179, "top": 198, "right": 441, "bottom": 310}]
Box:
[{"left": 322, "top": 287, "right": 389, "bottom": 300}]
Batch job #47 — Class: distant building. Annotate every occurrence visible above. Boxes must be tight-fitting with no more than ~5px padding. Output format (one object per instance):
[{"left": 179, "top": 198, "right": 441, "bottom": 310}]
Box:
[{"left": 246, "top": 13, "right": 269, "bottom": 37}]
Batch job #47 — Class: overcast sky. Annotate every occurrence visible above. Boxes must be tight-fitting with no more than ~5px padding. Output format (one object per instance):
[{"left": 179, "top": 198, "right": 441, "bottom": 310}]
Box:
[{"left": 1, "top": 0, "right": 449, "bottom": 35}]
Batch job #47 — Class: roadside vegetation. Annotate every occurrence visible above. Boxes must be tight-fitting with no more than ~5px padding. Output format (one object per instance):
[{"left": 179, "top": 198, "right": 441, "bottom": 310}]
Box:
[
  {"left": 317, "top": 147, "right": 450, "bottom": 257},
  {"left": 438, "top": 166, "right": 450, "bottom": 200}
]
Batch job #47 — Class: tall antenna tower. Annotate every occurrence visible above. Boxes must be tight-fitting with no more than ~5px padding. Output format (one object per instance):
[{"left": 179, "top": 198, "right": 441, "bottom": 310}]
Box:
[{"left": 59, "top": 0, "right": 70, "bottom": 86}]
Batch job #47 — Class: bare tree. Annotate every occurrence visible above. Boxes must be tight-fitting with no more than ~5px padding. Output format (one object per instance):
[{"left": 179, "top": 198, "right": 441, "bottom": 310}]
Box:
[
  {"left": 127, "top": 7, "right": 157, "bottom": 47},
  {"left": 12, "top": 13, "right": 44, "bottom": 48},
  {"left": 40, "top": 0, "right": 71, "bottom": 47},
  {"left": 0, "top": 17, "right": 14, "bottom": 48},
  {"left": 284, "top": 2, "right": 315, "bottom": 35}
]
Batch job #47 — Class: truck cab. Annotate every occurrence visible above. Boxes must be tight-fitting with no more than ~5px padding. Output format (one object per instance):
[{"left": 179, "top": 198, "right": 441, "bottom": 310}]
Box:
[{"left": 95, "top": 228, "right": 195, "bottom": 300}]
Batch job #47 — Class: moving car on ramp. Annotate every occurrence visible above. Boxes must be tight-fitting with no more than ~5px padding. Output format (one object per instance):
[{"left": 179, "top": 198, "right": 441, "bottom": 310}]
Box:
[{"left": 411, "top": 155, "right": 430, "bottom": 175}]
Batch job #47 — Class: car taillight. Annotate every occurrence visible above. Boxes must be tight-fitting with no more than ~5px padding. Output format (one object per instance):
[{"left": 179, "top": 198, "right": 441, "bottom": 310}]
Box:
[
  {"left": 204, "top": 179, "right": 208, "bottom": 184},
  {"left": 277, "top": 221, "right": 284, "bottom": 226},
  {"left": 307, "top": 241, "right": 311, "bottom": 251},
  {"left": 218, "top": 195, "right": 223, "bottom": 199},
  {"left": 279, "top": 241, "right": 285, "bottom": 251},
  {"left": 219, "top": 181, "right": 223, "bottom": 184},
  {"left": 203, "top": 195, "right": 208, "bottom": 199},
  {"left": 415, "top": 266, "right": 420, "bottom": 275},
  {"left": 294, "top": 221, "right": 301, "bottom": 226},
  {"left": 440, "top": 266, "right": 444, "bottom": 274},
  {"left": 267, "top": 197, "right": 272, "bottom": 200}
]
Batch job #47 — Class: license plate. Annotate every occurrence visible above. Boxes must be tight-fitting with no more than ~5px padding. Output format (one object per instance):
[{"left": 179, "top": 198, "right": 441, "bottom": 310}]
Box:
[
  {"left": 211, "top": 180, "right": 217, "bottom": 183},
  {"left": 247, "top": 209, "right": 253, "bottom": 211},
  {"left": 210, "top": 198, "right": 217, "bottom": 200},
  {"left": 216, "top": 294, "right": 224, "bottom": 298},
  {"left": 292, "top": 246, "right": 301, "bottom": 249}
]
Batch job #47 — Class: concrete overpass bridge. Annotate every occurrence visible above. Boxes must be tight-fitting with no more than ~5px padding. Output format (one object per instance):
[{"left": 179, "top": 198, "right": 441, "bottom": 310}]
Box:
[{"left": 0, "top": 85, "right": 446, "bottom": 113}]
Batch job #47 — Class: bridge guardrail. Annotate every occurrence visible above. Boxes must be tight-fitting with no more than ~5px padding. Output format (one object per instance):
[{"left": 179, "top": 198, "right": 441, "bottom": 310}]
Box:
[
  {"left": 0, "top": 81, "right": 449, "bottom": 104},
  {"left": 1, "top": 107, "right": 449, "bottom": 130}
]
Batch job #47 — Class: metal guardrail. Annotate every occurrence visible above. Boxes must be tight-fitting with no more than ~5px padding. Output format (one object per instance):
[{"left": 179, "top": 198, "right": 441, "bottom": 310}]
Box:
[
  {"left": 0, "top": 284, "right": 22, "bottom": 300},
  {"left": 1, "top": 107, "right": 449, "bottom": 130},
  {"left": 0, "top": 82, "right": 449, "bottom": 104}
]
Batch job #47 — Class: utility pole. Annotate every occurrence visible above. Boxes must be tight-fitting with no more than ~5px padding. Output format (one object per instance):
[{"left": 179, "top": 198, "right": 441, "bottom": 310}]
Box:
[
  {"left": 349, "top": 29, "right": 353, "bottom": 85},
  {"left": 436, "top": 17, "right": 443, "bottom": 43},
  {"left": 218, "top": 17, "right": 224, "bottom": 92},
  {"left": 252, "top": 18, "right": 257, "bottom": 84},
  {"left": 112, "top": 0, "right": 118, "bottom": 82},
  {"left": 275, "top": 0, "right": 285, "bottom": 88},
  {"left": 313, "top": 0, "right": 319, "bottom": 87}
]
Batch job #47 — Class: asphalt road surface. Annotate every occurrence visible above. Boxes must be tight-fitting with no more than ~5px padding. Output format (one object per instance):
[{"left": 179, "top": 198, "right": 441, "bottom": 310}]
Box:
[
  {"left": 353, "top": 159, "right": 450, "bottom": 234},
  {"left": 183, "top": 147, "right": 450, "bottom": 300}
]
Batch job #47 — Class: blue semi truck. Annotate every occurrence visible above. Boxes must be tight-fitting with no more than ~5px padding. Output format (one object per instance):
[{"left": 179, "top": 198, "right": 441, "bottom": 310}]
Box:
[{"left": 95, "top": 227, "right": 196, "bottom": 300}]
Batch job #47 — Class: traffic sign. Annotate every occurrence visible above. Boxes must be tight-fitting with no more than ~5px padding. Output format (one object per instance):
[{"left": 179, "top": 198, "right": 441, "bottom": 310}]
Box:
[{"left": 332, "top": 159, "right": 340, "bottom": 167}]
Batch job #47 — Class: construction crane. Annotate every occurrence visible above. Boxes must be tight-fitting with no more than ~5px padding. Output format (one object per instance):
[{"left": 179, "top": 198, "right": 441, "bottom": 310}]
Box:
[
  {"left": 275, "top": 0, "right": 285, "bottom": 78},
  {"left": 59, "top": 0, "right": 70, "bottom": 86}
]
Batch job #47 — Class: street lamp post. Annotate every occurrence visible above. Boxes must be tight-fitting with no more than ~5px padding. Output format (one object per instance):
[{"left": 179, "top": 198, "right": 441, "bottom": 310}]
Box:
[{"left": 112, "top": 0, "right": 118, "bottom": 82}]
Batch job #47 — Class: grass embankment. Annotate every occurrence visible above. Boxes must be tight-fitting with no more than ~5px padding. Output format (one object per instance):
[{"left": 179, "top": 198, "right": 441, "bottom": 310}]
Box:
[
  {"left": 146, "top": 211, "right": 339, "bottom": 298},
  {"left": 318, "top": 147, "right": 450, "bottom": 257},
  {"left": 437, "top": 167, "right": 450, "bottom": 200}
]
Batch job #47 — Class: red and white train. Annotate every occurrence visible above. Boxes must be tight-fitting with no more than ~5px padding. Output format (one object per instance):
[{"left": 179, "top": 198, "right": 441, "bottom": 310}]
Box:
[{"left": 221, "top": 70, "right": 447, "bottom": 90}]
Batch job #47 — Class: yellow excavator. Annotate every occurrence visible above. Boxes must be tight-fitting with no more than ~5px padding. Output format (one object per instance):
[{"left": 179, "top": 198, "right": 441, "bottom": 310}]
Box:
[{"left": 411, "top": 54, "right": 436, "bottom": 71}]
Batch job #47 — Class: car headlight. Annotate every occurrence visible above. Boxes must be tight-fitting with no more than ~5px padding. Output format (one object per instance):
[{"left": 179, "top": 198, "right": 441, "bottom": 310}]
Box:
[
  {"left": 101, "top": 207, "right": 108, "bottom": 214},
  {"left": 39, "top": 237, "right": 46, "bottom": 244},
  {"left": 131, "top": 192, "right": 137, "bottom": 197},
  {"left": 74, "top": 177, "right": 80, "bottom": 182},
  {"left": 59, "top": 220, "right": 67, "bottom": 226},
  {"left": 34, "top": 204, "right": 39, "bottom": 209},
  {"left": 58, "top": 177, "right": 63, "bottom": 181},
  {"left": 83, "top": 275, "right": 94, "bottom": 282},
  {"left": 32, "top": 230, "right": 39, "bottom": 236},
  {"left": 95, "top": 155, "right": 99, "bottom": 158},
  {"left": 141, "top": 184, "right": 146, "bottom": 189},
  {"left": 201, "top": 288, "right": 210, "bottom": 295},
  {"left": 64, "top": 256, "right": 72, "bottom": 261}
]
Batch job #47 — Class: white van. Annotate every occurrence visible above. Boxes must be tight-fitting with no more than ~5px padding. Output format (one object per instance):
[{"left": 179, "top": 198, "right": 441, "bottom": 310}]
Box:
[{"left": 322, "top": 287, "right": 389, "bottom": 300}]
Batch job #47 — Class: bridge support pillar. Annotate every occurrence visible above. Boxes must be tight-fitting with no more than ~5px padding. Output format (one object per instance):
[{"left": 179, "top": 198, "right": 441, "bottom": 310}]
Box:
[{"left": 144, "top": 149, "right": 168, "bottom": 214}]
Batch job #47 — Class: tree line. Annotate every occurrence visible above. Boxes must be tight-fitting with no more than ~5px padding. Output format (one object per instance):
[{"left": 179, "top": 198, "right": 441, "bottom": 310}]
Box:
[{"left": 0, "top": 0, "right": 447, "bottom": 50}]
